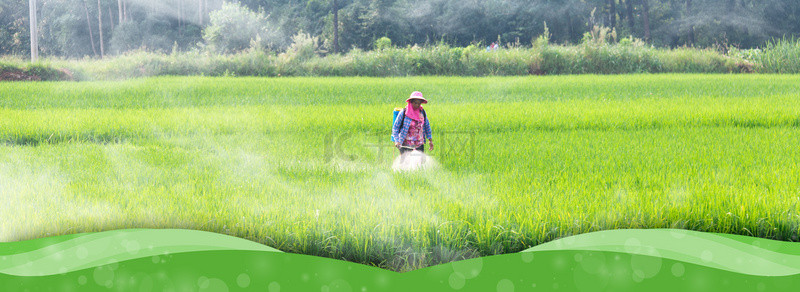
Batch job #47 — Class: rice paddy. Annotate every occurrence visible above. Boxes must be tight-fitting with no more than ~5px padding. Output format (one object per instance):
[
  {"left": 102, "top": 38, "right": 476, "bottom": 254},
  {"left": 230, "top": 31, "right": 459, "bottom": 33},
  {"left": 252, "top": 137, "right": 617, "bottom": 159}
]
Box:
[{"left": 1, "top": 74, "right": 799, "bottom": 271}]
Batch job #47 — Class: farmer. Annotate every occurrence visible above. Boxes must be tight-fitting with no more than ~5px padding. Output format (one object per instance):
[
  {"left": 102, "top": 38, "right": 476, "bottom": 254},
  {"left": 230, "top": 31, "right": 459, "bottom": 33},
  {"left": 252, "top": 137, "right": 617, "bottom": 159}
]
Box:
[{"left": 392, "top": 91, "right": 433, "bottom": 154}]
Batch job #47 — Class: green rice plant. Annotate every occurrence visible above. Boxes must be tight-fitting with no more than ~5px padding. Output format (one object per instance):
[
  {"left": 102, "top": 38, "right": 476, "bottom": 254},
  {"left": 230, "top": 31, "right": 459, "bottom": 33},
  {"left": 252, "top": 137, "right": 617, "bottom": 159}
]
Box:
[{"left": 2, "top": 75, "right": 799, "bottom": 271}]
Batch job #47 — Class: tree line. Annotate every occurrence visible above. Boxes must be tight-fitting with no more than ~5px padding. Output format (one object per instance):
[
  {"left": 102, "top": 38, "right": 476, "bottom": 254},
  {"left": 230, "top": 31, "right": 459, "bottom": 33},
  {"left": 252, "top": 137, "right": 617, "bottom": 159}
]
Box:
[{"left": 2, "top": 0, "right": 799, "bottom": 59}]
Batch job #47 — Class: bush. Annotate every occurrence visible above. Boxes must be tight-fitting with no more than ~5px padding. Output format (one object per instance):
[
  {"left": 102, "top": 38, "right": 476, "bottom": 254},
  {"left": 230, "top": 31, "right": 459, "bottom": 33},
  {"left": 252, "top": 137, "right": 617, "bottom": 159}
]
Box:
[
  {"left": 203, "top": 2, "right": 282, "bottom": 54},
  {"left": 283, "top": 31, "right": 320, "bottom": 62},
  {"left": 532, "top": 22, "right": 550, "bottom": 49},
  {"left": 109, "top": 16, "right": 202, "bottom": 55},
  {"left": 374, "top": 37, "right": 392, "bottom": 50}
]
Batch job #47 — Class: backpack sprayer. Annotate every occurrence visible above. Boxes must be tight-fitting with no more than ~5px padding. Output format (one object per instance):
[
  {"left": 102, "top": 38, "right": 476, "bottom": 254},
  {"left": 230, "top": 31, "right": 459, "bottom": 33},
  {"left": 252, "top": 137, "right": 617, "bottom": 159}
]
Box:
[{"left": 391, "top": 108, "right": 403, "bottom": 143}]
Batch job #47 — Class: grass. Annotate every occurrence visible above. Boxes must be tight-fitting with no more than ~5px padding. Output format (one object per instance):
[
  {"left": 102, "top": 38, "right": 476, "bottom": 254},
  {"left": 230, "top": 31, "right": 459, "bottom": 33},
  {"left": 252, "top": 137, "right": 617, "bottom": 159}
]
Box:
[
  {"left": 6, "top": 38, "right": 800, "bottom": 80},
  {"left": 755, "top": 38, "right": 800, "bottom": 74},
  {"left": 36, "top": 42, "right": 755, "bottom": 80},
  {"left": 1, "top": 74, "right": 800, "bottom": 271}
]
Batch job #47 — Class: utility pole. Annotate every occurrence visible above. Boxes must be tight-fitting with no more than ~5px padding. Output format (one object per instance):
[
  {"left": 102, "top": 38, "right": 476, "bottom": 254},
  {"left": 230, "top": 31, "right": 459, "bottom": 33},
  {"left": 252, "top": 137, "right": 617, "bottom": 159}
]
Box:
[
  {"left": 198, "top": 0, "right": 203, "bottom": 25},
  {"left": 29, "top": 0, "right": 38, "bottom": 62}
]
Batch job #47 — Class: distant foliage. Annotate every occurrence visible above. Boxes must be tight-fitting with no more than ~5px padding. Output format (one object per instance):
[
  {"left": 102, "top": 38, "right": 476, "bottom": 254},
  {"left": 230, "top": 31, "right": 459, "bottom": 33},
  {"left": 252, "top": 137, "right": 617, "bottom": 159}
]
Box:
[
  {"left": 110, "top": 22, "right": 144, "bottom": 54},
  {"left": 4, "top": 0, "right": 800, "bottom": 58},
  {"left": 203, "top": 2, "right": 282, "bottom": 54},
  {"left": 42, "top": 12, "right": 90, "bottom": 58},
  {"left": 284, "top": 31, "right": 320, "bottom": 61}
]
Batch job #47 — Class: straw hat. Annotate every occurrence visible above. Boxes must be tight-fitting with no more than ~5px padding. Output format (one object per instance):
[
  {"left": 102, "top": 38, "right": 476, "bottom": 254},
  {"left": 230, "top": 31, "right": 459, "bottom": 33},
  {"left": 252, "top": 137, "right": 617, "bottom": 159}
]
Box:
[{"left": 406, "top": 91, "right": 428, "bottom": 104}]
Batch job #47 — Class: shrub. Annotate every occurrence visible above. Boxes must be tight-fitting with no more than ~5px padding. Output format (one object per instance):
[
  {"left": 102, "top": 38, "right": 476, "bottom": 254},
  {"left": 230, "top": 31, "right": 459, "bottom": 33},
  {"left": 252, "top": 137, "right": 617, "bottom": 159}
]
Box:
[
  {"left": 203, "top": 2, "right": 281, "bottom": 54},
  {"left": 374, "top": 37, "right": 392, "bottom": 51},
  {"left": 284, "top": 31, "right": 320, "bottom": 62},
  {"left": 532, "top": 22, "right": 550, "bottom": 49}
]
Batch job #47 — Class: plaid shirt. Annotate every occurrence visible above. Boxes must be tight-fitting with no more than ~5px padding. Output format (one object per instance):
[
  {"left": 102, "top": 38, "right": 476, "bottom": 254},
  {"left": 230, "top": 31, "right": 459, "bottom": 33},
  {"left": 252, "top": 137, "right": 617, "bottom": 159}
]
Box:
[{"left": 392, "top": 109, "right": 432, "bottom": 143}]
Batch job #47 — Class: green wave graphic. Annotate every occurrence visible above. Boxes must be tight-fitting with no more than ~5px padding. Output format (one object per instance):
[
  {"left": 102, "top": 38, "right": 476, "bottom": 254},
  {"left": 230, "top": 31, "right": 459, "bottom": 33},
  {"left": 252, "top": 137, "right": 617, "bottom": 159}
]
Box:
[
  {"left": 0, "top": 233, "right": 89, "bottom": 256},
  {"left": 0, "top": 229, "right": 279, "bottom": 276},
  {"left": 3, "top": 229, "right": 800, "bottom": 292},
  {"left": 713, "top": 232, "right": 800, "bottom": 256},
  {"left": 524, "top": 229, "right": 800, "bottom": 276}
]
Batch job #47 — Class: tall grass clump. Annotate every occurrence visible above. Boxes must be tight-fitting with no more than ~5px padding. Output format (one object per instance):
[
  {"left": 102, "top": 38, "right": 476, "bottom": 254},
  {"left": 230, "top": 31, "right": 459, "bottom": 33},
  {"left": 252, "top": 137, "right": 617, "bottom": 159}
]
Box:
[
  {"left": 465, "top": 45, "right": 539, "bottom": 76},
  {"left": 275, "top": 31, "right": 321, "bottom": 76},
  {"left": 581, "top": 42, "right": 663, "bottom": 74},
  {"left": 755, "top": 37, "right": 800, "bottom": 73},
  {"left": 304, "top": 44, "right": 471, "bottom": 76},
  {"left": 656, "top": 47, "right": 741, "bottom": 73},
  {"left": 63, "top": 49, "right": 281, "bottom": 80},
  {"left": 406, "top": 44, "right": 465, "bottom": 75},
  {"left": 0, "top": 56, "right": 26, "bottom": 70},
  {"left": 537, "top": 45, "right": 583, "bottom": 74}
]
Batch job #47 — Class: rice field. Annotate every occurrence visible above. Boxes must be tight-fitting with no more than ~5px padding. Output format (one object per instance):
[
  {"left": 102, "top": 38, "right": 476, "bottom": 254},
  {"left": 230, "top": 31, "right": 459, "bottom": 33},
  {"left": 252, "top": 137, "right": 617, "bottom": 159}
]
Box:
[{"left": 1, "top": 74, "right": 799, "bottom": 271}]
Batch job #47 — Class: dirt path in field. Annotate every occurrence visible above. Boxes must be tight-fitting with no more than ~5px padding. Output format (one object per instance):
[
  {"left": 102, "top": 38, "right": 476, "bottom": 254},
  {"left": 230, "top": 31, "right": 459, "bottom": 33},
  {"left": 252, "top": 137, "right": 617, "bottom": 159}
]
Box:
[
  {"left": 0, "top": 70, "right": 42, "bottom": 81},
  {"left": 0, "top": 68, "right": 73, "bottom": 81}
]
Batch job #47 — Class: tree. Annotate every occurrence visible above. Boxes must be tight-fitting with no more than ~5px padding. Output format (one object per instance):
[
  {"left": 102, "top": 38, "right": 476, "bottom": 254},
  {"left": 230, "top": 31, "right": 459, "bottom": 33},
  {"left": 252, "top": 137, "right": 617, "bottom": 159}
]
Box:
[
  {"left": 641, "top": 0, "right": 651, "bottom": 41},
  {"left": 0, "top": 0, "right": 29, "bottom": 56},
  {"left": 39, "top": 2, "right": 91, "bottom": 58},
  {"left": 97, "top": 0, "right": 104, "bottom": 57},
  {"left": 203, "top": 2, "right": 281, "bottom": 53},
  {"left": 3, "top": 0, "right": 800, "bottom": 58},
  {"left": 81, "top": 0, "right": 97, "bottom": 56},
  {"left": 608, "top": 0, "right": 616, "bottom": 28},
  {"left": 332, "top": 0, "right": 338, "bottom": 53},
  {"left": 109, "top": 20, "right": 140, "bottom": 53},
  {"left": 686, "top": 0, "right": 694, "bottom": 46},
  {"left": 625, "top": 0, "right": 634, "bottom": 29}
]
